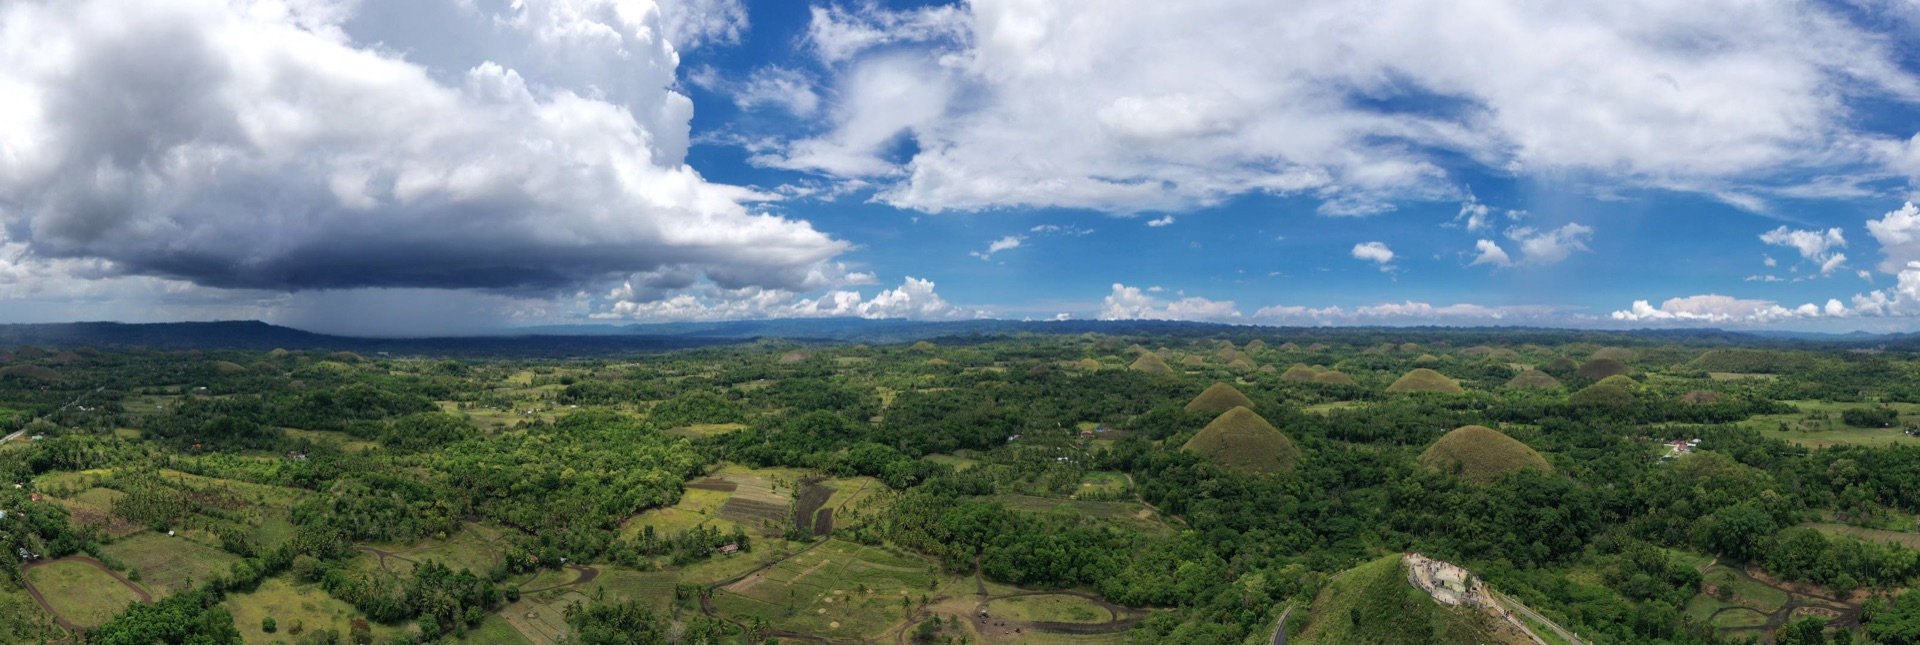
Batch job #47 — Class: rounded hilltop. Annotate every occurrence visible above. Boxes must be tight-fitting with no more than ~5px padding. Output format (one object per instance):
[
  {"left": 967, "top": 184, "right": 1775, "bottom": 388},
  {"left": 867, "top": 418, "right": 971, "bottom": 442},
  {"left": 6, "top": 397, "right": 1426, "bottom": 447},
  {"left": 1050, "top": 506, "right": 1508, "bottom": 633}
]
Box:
[
  {"left": 1387, "top": 368, "right": 1464, "bottom": 394},
  {"left": 1504, "top": 369, "right": 1560, "bottom": 389},
  {"left": 1186, "top": 382, "right": 1255, "bottom": 413},
  {"left": 1421, "top": 425, "right": 1551, "bottom": 484},
  {"left": 1129, "top": 352, "right": 1174, "bottom": 374}
]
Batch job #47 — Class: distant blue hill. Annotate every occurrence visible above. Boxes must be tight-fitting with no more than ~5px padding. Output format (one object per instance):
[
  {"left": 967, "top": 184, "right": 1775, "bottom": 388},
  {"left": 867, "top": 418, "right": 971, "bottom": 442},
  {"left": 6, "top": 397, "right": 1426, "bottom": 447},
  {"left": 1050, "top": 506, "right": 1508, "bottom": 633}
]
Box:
[{"left": 0, "top": 318, "right": 1901, "bottom": 356}]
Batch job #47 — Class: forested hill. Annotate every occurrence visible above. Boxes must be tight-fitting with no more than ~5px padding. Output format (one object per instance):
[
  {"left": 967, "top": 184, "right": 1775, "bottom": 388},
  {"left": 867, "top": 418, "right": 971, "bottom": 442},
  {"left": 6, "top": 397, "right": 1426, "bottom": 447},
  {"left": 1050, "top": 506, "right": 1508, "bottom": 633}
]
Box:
[{"left": 0, "top": 319, "right": 1897, "bottom": 356}]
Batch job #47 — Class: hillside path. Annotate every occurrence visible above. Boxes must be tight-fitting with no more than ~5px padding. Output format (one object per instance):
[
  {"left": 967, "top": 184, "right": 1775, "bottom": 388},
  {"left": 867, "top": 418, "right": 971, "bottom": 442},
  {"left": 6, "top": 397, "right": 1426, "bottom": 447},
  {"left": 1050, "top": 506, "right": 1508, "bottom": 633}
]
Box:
[{"left": 1493, "top": 591, "right": 1584, "bottom": 645}]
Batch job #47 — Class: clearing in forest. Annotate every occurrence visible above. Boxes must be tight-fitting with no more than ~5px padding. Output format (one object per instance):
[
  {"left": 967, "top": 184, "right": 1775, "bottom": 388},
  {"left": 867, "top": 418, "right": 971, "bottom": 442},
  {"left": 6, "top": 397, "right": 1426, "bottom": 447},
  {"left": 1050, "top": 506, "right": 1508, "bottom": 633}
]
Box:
[
  {"left": 99, "top": 532, "right": 241, "bottom": 598},
  {"left": 23, "top": 558, "right": 146, "bottom": 629},
  {"left": 710, "top": 539, "right": 947, "bottom": 640}
]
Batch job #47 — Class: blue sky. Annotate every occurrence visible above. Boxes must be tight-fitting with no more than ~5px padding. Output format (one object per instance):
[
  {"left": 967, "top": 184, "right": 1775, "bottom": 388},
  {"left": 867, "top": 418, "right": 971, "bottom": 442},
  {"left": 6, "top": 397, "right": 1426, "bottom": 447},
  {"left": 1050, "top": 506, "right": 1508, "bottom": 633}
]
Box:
[{"left": 8, "top": 0, "right": 1920, "bottom": 334}]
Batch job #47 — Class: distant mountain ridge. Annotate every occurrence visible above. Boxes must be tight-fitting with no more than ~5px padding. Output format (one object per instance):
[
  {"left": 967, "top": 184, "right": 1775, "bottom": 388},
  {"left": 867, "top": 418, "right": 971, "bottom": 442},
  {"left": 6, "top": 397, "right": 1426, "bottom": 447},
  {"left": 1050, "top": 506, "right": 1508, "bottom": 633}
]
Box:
[{"left": 0, "top": 319, "right": 1905, "bottom": 356}]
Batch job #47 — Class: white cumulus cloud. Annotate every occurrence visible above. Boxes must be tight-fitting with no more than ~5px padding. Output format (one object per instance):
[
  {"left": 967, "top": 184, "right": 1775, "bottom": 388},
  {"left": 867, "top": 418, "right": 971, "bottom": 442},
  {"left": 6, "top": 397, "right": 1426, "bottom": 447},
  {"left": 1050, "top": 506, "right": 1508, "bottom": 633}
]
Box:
[
  {"left": 1759, "top": 225, "right": 1848, "bottom": 276},
  {"left": 761, "top": 0, "right": 1920, "bottom": 215},
  {"left": 1352, "top": 242, "right": 1396, "bottom": 266},
  {"left": 1508, "top": 223, "right": 1594, "bottom": 265},
  {"left": 1098, "top": 284, "right": 1241, "bottom": 321},
  {"left": 1469, "top": 239, "right": 1511, "bottom": 268}
]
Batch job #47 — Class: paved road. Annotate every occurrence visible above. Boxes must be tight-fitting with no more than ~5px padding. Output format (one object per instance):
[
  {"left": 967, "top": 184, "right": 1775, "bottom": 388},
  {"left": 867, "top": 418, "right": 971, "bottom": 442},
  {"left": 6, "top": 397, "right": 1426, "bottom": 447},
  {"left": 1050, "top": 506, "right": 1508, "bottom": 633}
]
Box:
[
  {"left": 1270, "top": 605, "right": 1293, "bottom": 645},
  {"left": 1495, "top": 591, "right": 1585, "bottom": 645},
  {"left": 0, "top": 429, "right": 24, "bottom": 445}
]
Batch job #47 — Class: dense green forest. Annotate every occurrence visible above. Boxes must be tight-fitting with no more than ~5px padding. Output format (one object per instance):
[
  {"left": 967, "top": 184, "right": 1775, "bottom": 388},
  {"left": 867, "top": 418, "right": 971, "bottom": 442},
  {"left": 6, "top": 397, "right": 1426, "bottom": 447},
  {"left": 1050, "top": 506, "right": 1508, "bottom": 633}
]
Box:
[{"left": 3, "top": 330, "right": 1920, "bottom": 643}]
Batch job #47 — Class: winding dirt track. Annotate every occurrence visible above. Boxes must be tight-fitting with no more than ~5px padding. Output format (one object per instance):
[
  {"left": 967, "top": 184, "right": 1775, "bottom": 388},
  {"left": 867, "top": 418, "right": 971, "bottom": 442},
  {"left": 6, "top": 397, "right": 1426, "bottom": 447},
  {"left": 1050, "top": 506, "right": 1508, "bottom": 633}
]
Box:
[
  {"left": 1701, "top": 562, "right": 1860, "bottom": 638},
  {"left": 18, "top": 555, "right": 152, "bottom": 640}
]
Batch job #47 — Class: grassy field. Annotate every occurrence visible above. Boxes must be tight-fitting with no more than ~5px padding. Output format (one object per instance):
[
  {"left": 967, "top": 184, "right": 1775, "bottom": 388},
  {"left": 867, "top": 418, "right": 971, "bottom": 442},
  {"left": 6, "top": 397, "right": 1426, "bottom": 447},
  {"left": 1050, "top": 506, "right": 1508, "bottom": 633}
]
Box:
[
  {"left": 282, "top": 427, "right": 379, "bottom": 452},
  {"left": 983, "top": 594, "right": 1112, "bottom": 623},
  {"left": 1072, "top": 472, "right": 1127, "bottom": 499},
  {"left": 998, "top": 495, "right": 1175, "bottom": 536},
  {"left": 1708, "top": 373, "right": 1778, "bottom": 381},
  {"left": 922, "top": 454, "right": 980, "bottom": 470},
  {"left": 1711, "top": 606, "right": 1770, "bottom": 628},
  {"left": 577, "top": 567, "right": 679, "bottom": 610},
  {"left": 1703, "top": 565, "right": 1788, "bottom": 613},
  {"left": 25, "top": 560, "right": 144, "bottom": 628},
  {"left": 461, "top": 614, "right": 535, "bottom": 644},
  {"left": 1303, "top": 401, "right": 1365, "bottom": 414},
  {"left": 1803, "top": 523, "right": 1920, "bottom": 549},
  {"left": 622, "top": 487, "right": 740, "bottom": 539},
  {"left": 101, "top": 532, "right": 242, "bottom": 597},
  {"left": 1736, "top": 400, "right": 1920, "bottom": 448},
  {"left": 404, "top": 523, "right": 512, "bottom": 575},
  {"left": 501, "top": 591, "right": 587, "bottom": 645},
  {"left": 665, "top": 423, "right": 747, "bottom": 439},
  {"left": 256, "top": 511, "right": 296, "bottom": 550},
  {"left": 712, "top": 539, "right": 948, "bottom": 640},
  {"left": 224, "top": 576, "right": 401, "bottom": 643}
]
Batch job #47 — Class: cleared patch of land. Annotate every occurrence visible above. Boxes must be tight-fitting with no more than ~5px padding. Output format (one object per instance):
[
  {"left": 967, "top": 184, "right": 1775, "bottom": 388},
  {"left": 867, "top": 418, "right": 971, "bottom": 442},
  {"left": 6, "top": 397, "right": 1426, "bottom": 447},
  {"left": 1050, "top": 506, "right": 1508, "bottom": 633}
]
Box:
[
  {"left": 224, "top": 576, "right": 400, "bottom": 644},
  {"left": 1735, "top": 400, "right": 1920, "bottom": 448},
  {"left": 24, "top": 559, "right": 146, "bottom": 629},
  {"left": 710, "top": 539, "right": 947, "bottom": 640},
  {"left": 997, "top": 495, "right": 1174, "bottom": 537},
  {"left": 622, "top": 487, "right": 741, "bottom": 539},
  {"left": 1802, "top": 522, "right": 1920, "bottom": 550},
  {"left": 984, "top": 594, "right": 1113, "bottom": 624},
  {"left": 665, "top": 423, "right": 747, "bottom": 439},
  {"left": 101, "top": 531, "right": 242, "bottom": 598}
]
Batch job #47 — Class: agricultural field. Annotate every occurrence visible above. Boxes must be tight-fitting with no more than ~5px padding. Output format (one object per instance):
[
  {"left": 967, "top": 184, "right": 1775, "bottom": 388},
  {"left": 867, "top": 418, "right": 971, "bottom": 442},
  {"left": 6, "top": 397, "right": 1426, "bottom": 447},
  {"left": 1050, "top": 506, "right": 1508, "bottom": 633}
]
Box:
[
  {"left": 400, "top": 523, "right": 514, "bottom": 576},
  {"left": 983, "top": 593, "right": 1114, "bottom": 624},
  {"left": 577, "top": 567, "right": 679, "bottom": 610},
  {"left": 223, "top": 577, "right": 402, "bottom": 643},
  {"left": 623, "top": 487, "right": 741, "bottom": 539},
  {"left": 100, "top": 532, "right": 242, "bottom": 598},
  {"left": 665, "top": 422, "right": 747, "bottom": 439},
  {"left": 711, "top": 539, "right": 950, "bottom": 639},
  {"left": 1735, "top": 399, "right": 1920, "bottom": 447},
  {"left": 23, "top": 559, "right": 147, "bottom": 629}
]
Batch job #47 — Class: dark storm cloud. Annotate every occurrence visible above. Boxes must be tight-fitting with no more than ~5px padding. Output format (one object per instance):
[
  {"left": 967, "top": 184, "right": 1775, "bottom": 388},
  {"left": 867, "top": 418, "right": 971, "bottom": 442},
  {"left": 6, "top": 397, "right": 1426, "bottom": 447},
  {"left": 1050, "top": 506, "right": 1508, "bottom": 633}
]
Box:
[{"left": 0, "top": 0, "right": 842, "bottom": 294}]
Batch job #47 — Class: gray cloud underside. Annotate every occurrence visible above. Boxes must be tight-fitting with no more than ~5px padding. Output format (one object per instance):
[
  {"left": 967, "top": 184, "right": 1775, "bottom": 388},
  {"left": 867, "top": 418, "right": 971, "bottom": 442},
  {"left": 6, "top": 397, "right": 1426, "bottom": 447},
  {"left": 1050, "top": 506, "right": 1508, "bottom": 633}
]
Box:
[{"left": 0, "top": 0, "right": 836, "bottom": 294}]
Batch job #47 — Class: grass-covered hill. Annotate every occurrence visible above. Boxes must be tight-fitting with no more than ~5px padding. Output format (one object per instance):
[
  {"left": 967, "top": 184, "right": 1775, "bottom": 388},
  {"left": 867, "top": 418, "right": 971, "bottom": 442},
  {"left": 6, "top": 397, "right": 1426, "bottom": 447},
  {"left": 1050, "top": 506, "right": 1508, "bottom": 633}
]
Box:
[
  {"left": 0, "top": 365, "right": 60, "bottom": 380},
  {"left": 1575, "top": 357, "right": 1632, "bottom": 380},
  {"left": 1185, "top": 382, "right": 1255, "bottom": 412},
  {"left": 1419, "top": 425, "right": 1551, "bottom": 484},
  {"left": 1311, "top": 370, "right": 1357, "bottom": 385},
  {"left": 1130, "top": 352, "right": 1174, "bottom": 374},
  {"left": 1386, "top": 368, "right": 1464, "bottom": 394},
  {"left": 1180, "top": 406, "right": 1299, "bottom": 474},
  {"left": 1504, "top": 369, "right": 1561, "bottom": 389},
  {"left": 1293, "top": 555, "right": 1533, "bottom": 644}
]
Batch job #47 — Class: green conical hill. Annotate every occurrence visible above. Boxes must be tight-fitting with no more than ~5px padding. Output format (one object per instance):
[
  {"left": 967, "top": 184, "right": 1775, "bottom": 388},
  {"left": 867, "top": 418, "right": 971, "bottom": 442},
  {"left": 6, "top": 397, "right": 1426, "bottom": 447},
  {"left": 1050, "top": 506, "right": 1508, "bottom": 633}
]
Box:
[
  {"left": 1504, "top": 369, "right": 1561, "bottom": 389},
  {"left": 1311, "top": 370, "right": 1356, "bottom": 385},
  {"left": 1186, "top": 383, "right": 1256, "bottom": 412},
  {"left": 1180, "top": 407, "right": 1299, "bottom": 474},
  {"left": 1576, "top": 358, "right": 1632, "bottom": 380},
  {"left": 1421, "top": 425, "right": 1551, "bottom": 484},
  {"left": 1387, "top": 368, "right": 1464, "bottom": 394},
  {"left": 1129, "top": 352, "right": 1174, "bottom": 375},
  {"left": 1281, "top": 364, "right": 1321, "bottom": 382}
]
